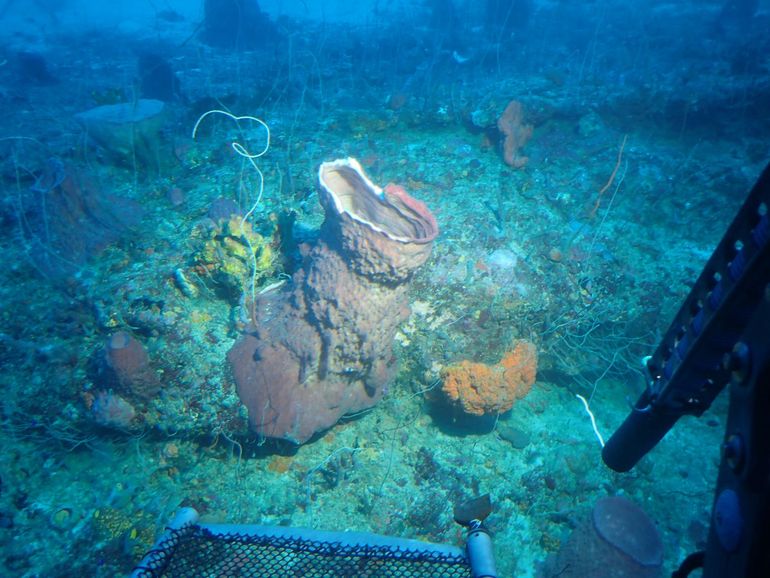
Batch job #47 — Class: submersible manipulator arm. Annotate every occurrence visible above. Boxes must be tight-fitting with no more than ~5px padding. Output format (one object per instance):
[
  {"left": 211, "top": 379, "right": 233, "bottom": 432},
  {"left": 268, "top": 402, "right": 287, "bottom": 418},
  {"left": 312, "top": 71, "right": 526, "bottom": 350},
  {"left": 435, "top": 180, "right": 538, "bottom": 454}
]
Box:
[{"left": 601, "top": 160, "right": 770, "bottom": 576}]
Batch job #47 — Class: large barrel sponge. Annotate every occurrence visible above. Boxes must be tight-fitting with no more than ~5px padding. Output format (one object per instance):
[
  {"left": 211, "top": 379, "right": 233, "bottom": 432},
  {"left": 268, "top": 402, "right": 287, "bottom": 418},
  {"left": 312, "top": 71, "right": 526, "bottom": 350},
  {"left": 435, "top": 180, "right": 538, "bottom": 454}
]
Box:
[
  {"left": 228, "top": 158, "right": 438, "bottom": 444},
  {"left": 593, "top": 496, "right": 664, "bottom": 568},
  {"left": 540, "top": 496, "right": 663, "bottom": 578}
]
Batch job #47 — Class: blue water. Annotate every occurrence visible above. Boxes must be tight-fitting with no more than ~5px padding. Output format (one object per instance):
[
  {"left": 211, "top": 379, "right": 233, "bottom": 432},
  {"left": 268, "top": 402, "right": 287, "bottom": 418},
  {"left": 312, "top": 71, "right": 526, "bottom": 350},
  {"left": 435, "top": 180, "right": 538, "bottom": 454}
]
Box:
[{"left": 0, "top": 1, "right": 767, "bottom": 576}]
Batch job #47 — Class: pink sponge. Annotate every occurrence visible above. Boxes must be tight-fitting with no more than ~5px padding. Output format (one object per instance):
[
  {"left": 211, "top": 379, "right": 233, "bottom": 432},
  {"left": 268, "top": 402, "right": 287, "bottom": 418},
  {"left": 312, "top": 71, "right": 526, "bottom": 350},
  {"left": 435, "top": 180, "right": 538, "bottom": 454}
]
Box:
[{"left": 103, "top": 331, "right": 160, "bottom": 401}]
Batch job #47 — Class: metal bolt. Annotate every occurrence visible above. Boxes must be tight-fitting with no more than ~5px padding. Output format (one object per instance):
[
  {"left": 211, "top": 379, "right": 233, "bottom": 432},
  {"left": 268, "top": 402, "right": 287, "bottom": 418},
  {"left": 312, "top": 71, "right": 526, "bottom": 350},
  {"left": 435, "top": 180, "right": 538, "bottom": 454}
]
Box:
[
  {"left": 723, "top": 342, "right": 751, "bottom": 384},
  {"left": 722, "top": 434, "right": 745, "bottom": 473}
]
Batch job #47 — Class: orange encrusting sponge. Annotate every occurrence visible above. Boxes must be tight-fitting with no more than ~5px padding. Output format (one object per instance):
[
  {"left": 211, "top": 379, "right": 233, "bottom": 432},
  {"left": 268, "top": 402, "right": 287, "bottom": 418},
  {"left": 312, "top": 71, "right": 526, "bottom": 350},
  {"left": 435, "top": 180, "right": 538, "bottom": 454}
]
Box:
[{"left": 440, "top": 340, "right": 537, "bottom": 416}]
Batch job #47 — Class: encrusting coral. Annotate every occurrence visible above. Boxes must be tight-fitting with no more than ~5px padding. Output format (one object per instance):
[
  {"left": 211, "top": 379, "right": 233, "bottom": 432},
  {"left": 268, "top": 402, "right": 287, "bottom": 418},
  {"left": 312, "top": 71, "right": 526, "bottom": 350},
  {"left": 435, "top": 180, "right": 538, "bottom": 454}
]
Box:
[{"left": 440, "top": 340, "right": 537, "bottom": 416}]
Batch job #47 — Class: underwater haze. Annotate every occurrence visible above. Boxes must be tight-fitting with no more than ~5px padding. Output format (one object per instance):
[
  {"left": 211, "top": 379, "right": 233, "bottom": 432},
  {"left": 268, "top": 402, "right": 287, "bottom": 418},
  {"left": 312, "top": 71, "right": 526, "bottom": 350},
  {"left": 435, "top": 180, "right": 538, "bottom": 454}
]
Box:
[{"left": 1, "top": 0, "right": 768, "bottom": 576}]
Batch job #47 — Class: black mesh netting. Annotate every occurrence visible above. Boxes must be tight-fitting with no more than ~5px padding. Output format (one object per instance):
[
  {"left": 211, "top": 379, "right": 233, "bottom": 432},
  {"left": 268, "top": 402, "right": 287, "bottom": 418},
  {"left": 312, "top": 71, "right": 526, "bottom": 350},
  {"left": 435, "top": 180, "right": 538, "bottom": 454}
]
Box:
[{"left": 133, "top": 524, "right": 474, "bottom": 578}]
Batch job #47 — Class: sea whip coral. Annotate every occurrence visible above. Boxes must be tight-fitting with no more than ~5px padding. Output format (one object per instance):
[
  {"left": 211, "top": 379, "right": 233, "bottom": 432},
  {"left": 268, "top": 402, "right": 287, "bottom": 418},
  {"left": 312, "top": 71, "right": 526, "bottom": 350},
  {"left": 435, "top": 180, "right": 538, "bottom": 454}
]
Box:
[{"left": 228, "top": 158, "right": 438, "bottom": 444}]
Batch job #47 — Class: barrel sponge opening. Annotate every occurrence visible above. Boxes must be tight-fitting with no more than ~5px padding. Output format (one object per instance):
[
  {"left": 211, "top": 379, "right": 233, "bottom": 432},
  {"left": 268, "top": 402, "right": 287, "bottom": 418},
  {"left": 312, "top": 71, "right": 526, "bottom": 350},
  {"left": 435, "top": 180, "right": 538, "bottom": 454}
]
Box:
[{"left": 592, "top": 496, "right": 664, "bottom": 568}]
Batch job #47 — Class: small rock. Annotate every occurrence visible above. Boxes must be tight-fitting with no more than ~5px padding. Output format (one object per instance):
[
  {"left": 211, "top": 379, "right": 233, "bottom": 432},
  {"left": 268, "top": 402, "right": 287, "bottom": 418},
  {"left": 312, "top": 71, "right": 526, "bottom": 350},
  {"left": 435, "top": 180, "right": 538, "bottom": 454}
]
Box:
[{"left": 498, "top": 423, "right": 531, "bottom": 449}]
